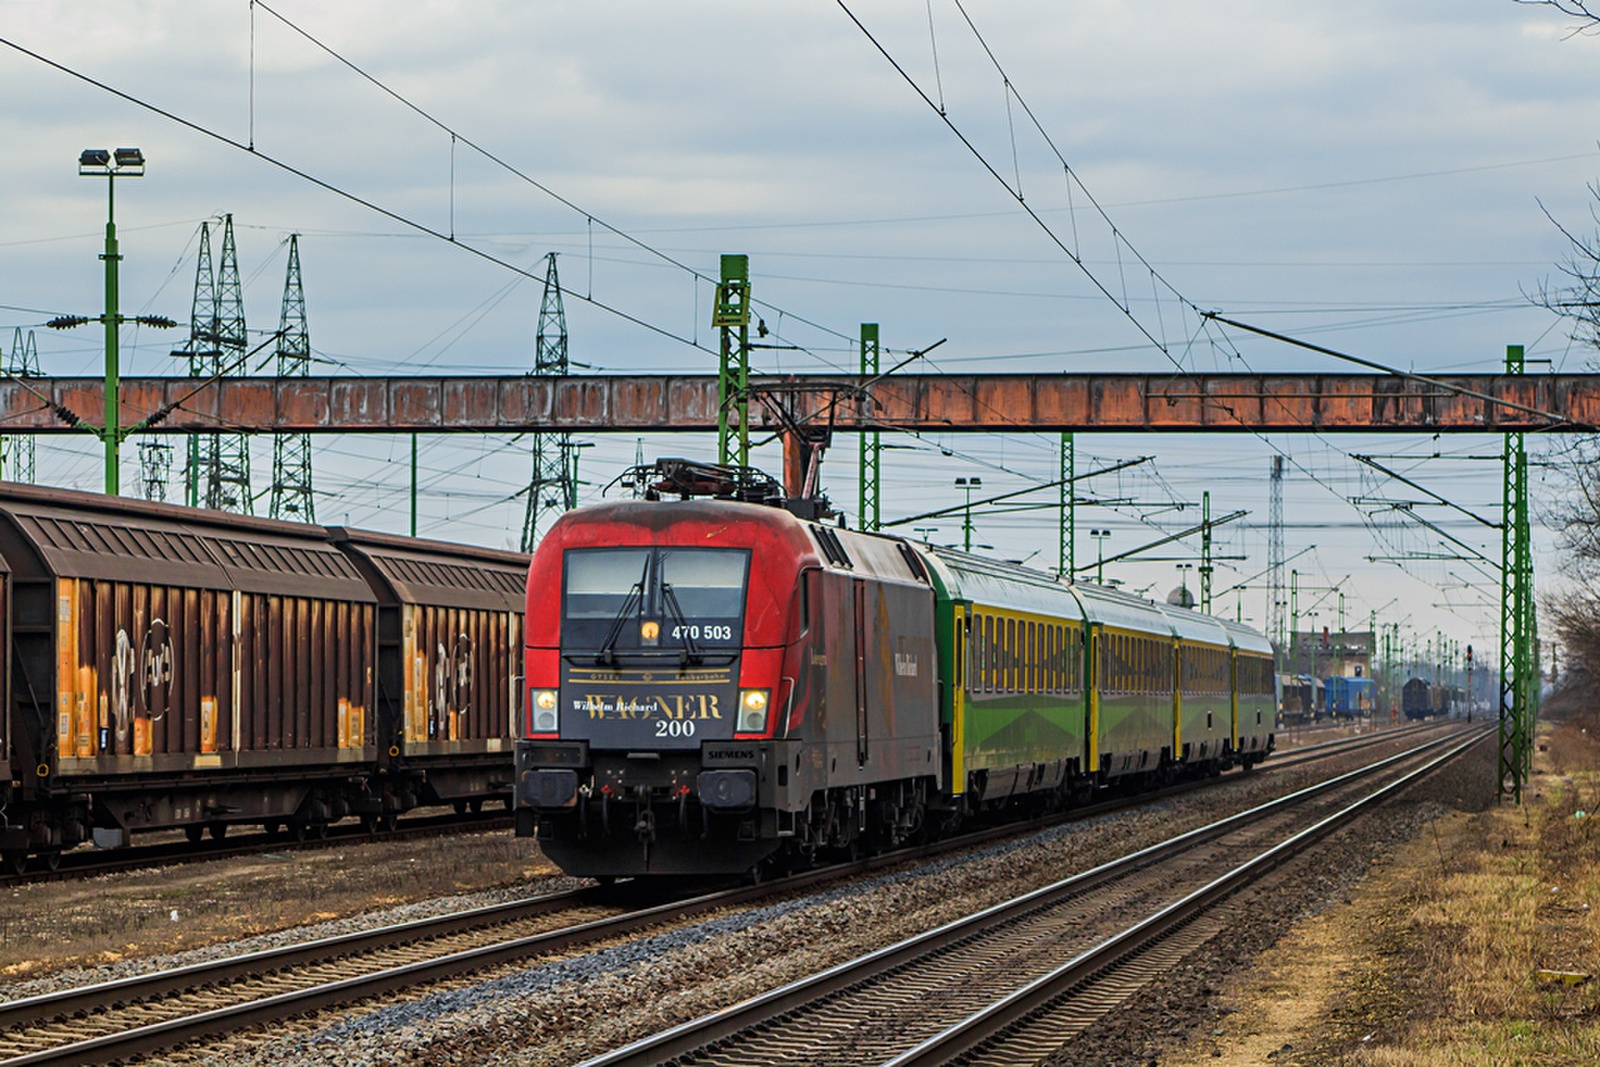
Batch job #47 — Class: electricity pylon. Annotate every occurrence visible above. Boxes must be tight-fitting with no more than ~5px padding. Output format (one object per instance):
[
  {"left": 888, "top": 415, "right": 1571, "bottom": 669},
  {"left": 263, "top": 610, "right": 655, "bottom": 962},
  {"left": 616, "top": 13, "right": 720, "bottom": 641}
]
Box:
[
  {"left": 521, "top": 253, "right": 573, "bottom": 551},
  {"left": 172, "top": 220, "right": 218, "bottom": 506},
  {"left": 138, "top": 441, "right": 172, "bottom": 501},
  {"left": 269, "top": 234, "right": 315, "bottom": 522},
  {"left": 171, "top": 215, "right": 252, "bottom": 511},
  {"left": 6, "top": 328, "right": 39, "bottom": 482},
  {"left": 1268, "top": 455, "right": 1286, "bottom": 666},
  {"left": 205, "top": 214, "right": 253, "bottom": 513}
]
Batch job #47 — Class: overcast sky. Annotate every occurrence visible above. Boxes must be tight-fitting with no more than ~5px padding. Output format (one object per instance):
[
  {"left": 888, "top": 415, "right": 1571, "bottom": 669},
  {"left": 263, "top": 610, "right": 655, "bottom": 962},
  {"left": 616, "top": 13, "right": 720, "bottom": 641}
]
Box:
[{"left": 3, "top": 0, "right": 1599, "bottom": 671}]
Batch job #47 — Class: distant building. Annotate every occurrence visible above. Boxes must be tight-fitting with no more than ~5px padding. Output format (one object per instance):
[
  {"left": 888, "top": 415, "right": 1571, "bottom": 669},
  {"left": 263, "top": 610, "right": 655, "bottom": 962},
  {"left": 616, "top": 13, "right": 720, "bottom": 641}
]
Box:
[{"left": 1280, "top": 629, "right": 1374, "bottom": 714}]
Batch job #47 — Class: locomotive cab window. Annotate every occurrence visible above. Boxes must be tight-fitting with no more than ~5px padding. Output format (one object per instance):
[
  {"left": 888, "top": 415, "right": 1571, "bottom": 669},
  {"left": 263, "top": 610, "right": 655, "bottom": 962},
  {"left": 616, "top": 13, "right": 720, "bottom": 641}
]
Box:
[{"left": 562, "top": 546, "right": 750, "bottom": 653}]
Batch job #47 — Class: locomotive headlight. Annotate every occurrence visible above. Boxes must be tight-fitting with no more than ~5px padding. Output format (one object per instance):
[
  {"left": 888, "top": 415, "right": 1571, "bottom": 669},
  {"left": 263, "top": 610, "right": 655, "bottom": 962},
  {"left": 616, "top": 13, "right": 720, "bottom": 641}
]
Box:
[
  {"left": 737, "top": 688, "right": 771, "bottom": 733},
  {"left": 532, "top": 689, "right": 558, "bottom": 732}
]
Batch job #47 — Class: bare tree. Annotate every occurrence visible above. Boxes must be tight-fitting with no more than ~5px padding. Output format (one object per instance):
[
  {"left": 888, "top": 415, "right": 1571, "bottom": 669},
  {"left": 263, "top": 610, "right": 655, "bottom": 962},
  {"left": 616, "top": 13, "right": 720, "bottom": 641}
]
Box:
[
  {"left": 1516, "top": 0, "right": 1600, "bottom": 28},
  {"left": 1527, "top": 193, "right": 1600, "bottom": 353},
  {"left": 1522, "top": 0, "right": 1600, "bottom": 713}
]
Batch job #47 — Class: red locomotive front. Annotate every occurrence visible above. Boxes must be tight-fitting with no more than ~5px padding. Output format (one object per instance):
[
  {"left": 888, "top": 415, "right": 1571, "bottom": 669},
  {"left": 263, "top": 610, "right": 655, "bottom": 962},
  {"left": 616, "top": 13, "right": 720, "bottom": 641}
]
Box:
[{"left": 515, "top": 465, "right": 940, "bottom": 878}]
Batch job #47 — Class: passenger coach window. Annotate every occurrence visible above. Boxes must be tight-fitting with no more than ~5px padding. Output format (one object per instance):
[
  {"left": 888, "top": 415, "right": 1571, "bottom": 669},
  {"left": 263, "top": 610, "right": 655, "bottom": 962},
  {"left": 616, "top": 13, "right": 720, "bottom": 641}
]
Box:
[
  {"left": 1006, "top": 619, "right": 1017, "bottom": 691},
  {"left": 1030, "top": 620, "right": 1043, "bottom": 697},
  {"left": 982, "top": 615, "right": 993, "bottom": 691}
]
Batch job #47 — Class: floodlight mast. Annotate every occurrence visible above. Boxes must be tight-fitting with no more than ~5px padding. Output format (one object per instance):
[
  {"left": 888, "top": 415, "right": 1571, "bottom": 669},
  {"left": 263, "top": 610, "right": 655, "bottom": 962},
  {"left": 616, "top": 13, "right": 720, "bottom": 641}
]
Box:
[{"left": 76, "top": 147, "right": 148, "bottom": 495}]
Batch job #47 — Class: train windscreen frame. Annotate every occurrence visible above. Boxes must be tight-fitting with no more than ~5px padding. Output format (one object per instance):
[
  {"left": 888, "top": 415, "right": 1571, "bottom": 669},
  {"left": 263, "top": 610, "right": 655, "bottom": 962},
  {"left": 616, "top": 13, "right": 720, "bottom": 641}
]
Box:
[{"left": 561, "top": 546, "right": 750, "bottom": 656}]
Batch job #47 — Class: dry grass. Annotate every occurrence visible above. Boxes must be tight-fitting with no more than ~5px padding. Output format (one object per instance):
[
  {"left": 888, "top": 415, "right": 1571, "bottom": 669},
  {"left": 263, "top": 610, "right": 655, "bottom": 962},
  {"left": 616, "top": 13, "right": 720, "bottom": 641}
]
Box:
[
  {"left": 1343, "top": 718, "right": 1600, "bottom": 1064},
  {"left": 1166, "top": 717, "right": 1600, "bottom": 1066}
]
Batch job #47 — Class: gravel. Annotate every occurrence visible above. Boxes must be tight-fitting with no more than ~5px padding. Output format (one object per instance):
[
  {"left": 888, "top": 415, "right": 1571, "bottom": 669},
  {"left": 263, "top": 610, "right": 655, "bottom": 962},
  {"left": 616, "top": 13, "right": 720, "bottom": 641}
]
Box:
[
  {"left": 176, "top": 729, "right": 1466, "bottom": 1067},
  {"left": 0, "top": 874, "right": 589, "bottom": 1004}
]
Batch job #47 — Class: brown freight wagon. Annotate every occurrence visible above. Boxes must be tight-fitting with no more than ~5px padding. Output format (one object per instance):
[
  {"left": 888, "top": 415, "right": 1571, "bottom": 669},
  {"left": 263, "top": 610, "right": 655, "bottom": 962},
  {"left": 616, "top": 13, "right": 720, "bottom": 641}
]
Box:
[
  {"left": 0, "top": 485, "right": 379, "bottom": 868},
  {"left": 329, "top": 528, "right": 528, "bottom": 815}
]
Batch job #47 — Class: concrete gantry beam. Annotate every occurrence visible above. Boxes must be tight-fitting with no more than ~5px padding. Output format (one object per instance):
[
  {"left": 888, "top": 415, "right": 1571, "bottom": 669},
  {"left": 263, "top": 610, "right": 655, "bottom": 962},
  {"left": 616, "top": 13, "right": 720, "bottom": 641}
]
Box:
[{"left": 4, "top": 372, "right": 1598, "bottom": 435}]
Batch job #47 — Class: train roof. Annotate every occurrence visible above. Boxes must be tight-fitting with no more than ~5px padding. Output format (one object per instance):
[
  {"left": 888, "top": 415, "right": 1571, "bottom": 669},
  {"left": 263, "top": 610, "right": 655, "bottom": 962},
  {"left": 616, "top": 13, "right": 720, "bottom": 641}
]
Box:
[
  {"left": 922, "top": 542, "right": 1274, "bottom": 650},
  {"left": 1214, "top": 615, "right": 1276, "bottom": 657},
  {"left": 0, "top": 481, "right": 374, "bottom": 600},
  {"left": 545, "top": 498, "right": 928, "bottom": 587},
  {"left": 328, "top": 527, "right": 528, "bottom": 612},
  {"left": 921, "top": 545, "right": 1083, "bottom": 618}
]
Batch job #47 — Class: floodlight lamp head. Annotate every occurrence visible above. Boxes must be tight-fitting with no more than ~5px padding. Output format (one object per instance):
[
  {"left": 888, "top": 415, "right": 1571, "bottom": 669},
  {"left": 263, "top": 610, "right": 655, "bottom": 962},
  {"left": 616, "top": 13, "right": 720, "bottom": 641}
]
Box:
[
  {"left": 78, "top": 148, "right": 111, "bottom": 174},
  {"left": 113, "top": 147, "right": 144, "bottom": 168}
]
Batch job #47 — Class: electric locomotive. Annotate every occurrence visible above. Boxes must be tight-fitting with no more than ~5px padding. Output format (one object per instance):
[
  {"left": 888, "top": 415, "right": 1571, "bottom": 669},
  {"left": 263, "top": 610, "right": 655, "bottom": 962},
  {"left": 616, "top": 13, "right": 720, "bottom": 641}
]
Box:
[
  {"left": 516, "top": 461, "right": 938, "bottom": 877},
  {"left": 514, "top": 459, "right": 1277, "bottom": 880}
]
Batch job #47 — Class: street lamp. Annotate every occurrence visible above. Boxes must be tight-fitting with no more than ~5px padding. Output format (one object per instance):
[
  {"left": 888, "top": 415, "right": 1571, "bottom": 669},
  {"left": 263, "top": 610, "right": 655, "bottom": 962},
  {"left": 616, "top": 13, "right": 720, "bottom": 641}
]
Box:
[
  {"left": 51, "top": 147, "right": 175, "bottom": 495},
  {"left": 1089, "top": 528, "right": 1111, "bottom": 584},
  {"left": 1175, "top": 562, "right": 1193, "bottom": 608},
  {"left": 913, "top": 526, "right": 938, "bottom": 543},
  {"left": 955, "top": 476, "right": 982, "bottom": 552}
]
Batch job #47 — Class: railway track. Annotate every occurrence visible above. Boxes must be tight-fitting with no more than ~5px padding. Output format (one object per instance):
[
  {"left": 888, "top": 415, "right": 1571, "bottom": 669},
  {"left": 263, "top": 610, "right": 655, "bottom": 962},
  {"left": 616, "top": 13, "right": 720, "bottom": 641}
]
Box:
[
  {"left": 0, "top": 719, "right": 1437, "bottom": 890},
  {"left": 582, "top": 724, "right": 1487, "bottom": 1066},
  {"left": 0, "top": 807, "right": 515, "bottom": 888},
  {"left": 0, "top": 721, "right": 1451, "bottom": 1066}
]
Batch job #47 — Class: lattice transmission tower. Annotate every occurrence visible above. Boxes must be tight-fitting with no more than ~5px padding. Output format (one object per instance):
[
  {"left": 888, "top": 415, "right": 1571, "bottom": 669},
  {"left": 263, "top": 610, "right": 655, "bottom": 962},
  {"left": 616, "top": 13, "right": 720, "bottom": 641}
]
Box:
[
  {"left": 204, "top": 215, "right": 253, "bottom": 513},
  {"left": 269, "top": 234, "right": 315, "bottom": 522},
  {"left": 521, "top": 253, "right": 574, "bottom": 551},
  {"left": 6, "top": 328, "right": 39, "bottom": 483},
  {"left": 1267, "top": 455, "right": 1285, "bottom": 666},
  {"left": 173, "top": 216, "right": 254, "bottom": 511},
  {"left": 138, "top": 441, "right": 173, "bottom": 501},
  {"left": 173, "top": 220, "right": 219, "bottom": 506}
]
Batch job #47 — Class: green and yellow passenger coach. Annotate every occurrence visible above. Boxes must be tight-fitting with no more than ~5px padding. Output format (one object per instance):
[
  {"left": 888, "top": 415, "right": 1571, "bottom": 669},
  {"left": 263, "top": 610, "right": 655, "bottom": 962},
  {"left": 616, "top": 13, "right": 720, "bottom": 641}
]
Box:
[{"left": 924, "top": 547, "right": 1275, "bottom": 813}]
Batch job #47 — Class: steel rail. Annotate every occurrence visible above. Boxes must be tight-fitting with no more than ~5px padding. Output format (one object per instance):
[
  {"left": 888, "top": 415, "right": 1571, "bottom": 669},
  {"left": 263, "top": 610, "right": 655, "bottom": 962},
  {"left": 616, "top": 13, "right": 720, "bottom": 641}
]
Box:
[
  {"left": 0, "top": 884, "right": 592, "bottom": 1031},
  {"left": 0, "top": 722, "right": 1437, "bottom": 1065},
  {"left": 578, "top": 726, "right": 1476, "bottom": 1067},
  {"left": 885, "top": 726, "right": 1492, "bottom": 1067},
  {"left": 0, "top": 809, "right": 513, "bottom": 888}
]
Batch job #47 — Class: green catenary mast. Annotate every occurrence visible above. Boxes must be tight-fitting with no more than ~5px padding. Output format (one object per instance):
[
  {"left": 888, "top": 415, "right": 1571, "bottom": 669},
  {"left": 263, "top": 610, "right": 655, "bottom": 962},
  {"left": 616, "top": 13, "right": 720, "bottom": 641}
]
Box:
[
  {"left": 858, "top": 323, "right": 880, "bottom": 530},
  {"left": 714, "top": 254, "right": 751, "bottom": 467},
  {"left": 1499, "top": 344, "right": 1537, "bottom": 802}
]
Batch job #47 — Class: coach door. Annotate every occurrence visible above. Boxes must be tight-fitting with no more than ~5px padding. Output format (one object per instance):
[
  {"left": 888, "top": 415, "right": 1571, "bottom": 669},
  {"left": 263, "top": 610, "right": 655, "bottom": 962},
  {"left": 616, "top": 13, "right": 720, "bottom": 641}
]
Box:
[{"left": 853, "top": 578, "right": 868, "bottom": 766}]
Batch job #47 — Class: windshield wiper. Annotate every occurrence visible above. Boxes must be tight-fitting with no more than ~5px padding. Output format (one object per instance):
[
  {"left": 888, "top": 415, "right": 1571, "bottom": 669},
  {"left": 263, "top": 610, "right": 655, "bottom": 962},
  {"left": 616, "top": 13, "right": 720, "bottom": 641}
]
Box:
[
  {"left": 658, "top": 581, "right": 703, "bottom": 666},
  {"left": 596, "top": 557, "right": 651, "bottom": 666}
]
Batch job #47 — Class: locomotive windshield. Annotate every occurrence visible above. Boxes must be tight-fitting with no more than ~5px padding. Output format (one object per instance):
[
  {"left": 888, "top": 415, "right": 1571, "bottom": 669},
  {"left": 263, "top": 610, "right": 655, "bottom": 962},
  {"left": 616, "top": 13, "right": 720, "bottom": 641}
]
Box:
[{"left": 562, "top": 547, "right": 749, "bottom": 656}]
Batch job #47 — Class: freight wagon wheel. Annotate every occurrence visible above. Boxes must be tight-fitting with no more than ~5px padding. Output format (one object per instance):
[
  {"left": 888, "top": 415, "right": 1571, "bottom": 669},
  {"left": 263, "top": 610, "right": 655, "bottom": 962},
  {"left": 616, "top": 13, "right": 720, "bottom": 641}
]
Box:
[
  {"left": 262, "top": 821, "right": 283, "bottom": 838},
  {"left": 380, "top": 813, "right": 398, "bottom": 832},
  {"left": 2, "top": 851, "right": 25, "bottom": 877},
  {"left": 185, "top": 825, "right": 204, "bottom": 845},
  {"left": 209, "top": 823, "right": 227, "bottom": 841},
  {"left": 40, "top": 851, "right": 60, "bottom": 872}
]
